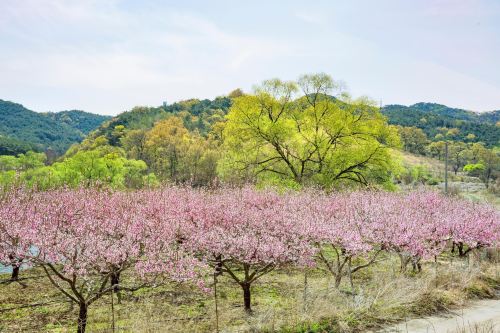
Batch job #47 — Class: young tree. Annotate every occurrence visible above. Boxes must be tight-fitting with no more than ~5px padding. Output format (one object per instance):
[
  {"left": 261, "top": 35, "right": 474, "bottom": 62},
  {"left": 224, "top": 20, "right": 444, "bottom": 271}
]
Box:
[
  {"left": 186, "top": 187, "right": 315, "bottom": 313},
  {"left": 448, "top": 141, "right": 470, "bottom": 175},
  {"left": 25, "top": 189, "right": 142, "bottom": 332},
  {"left": 309, "top": 191, "right": 387, "bottom": 287},
  {"left": 446, "top": 198, "right": 500, "bottom": 257},
  {"left": 427, "top": 141, "right": 446, "bottom": 160},
  {"left": 145, "top": 116, "right": 190, "bottom": 180},
  {"left": 464, "top": 143, "right": 500, "bottom": 188}
]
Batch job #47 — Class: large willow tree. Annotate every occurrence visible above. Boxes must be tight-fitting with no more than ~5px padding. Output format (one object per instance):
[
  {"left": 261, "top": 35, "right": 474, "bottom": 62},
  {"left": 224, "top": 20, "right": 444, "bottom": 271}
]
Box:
[{"left": 219, "top": 73, "right": 400, "bottom": 188}]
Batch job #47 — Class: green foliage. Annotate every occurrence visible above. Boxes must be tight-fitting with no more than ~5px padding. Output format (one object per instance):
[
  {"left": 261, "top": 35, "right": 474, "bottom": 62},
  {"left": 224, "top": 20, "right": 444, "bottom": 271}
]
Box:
[
  {"left": 397, "top": 126, "right": 429, "bottom": 154},
  {"left": 0, "top": 148, "right": 151, "bottom": 189},
  {"left": 463, "top": 163, "right": 485, "bottom": 174},
  {"left": 43, "top": 110, "right": 111, "bottom": 135},
  {"left": 382, "top": 103, "right": 500, "bottom": 147},
  {"left": 88, "top": 96, "right": 232, "bottom": 146},
  {"left": 0, "top": 151, "right": 46, "bottom": 171},
  {"left": 0, "top": 99, "right": 110, "bottom": 155},
  {"left": 398, "top": 165, "right": 439, "bottom": 185},
  {"left": 426, "top": 141, "right": 446, "bottom": 160},
  {"left": 219, "top": 74, "right": 400, "bottom": 189},
  {"left": 0, "top": 135, "right": 39, "bottom": 155},
  {"left": 142, "top": 116, "right": 220, "bottom": 185},
  {"left": 70, "top": 95, "right": 234, "bottom": 186}
]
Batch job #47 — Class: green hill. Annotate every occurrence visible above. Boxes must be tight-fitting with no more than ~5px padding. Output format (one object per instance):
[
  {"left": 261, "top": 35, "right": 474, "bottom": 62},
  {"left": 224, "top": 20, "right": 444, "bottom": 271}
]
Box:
[
  {"left": 381, "top": 103, "right": 500, "bottom": 147},
  {"left": 91, "top": 99, "right": 499, "bottom": 150},
  {"left": 43, "top": 110, "right": 111, "bottom": 135},
  {"left": 3, "top": 96, "right": 498, "bottom": 157},
  {"left": 0, "top": 99, "right": 110, "bottom": 155},
  {"left": 87, "top": 96, "right": 231, "bottom": 146}
]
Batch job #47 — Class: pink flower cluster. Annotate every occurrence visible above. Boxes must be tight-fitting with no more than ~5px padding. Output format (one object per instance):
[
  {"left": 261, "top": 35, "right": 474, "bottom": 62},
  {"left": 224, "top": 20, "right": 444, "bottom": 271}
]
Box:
[{"left": 0, "top": 187, "right": 498, "bottom": 279}]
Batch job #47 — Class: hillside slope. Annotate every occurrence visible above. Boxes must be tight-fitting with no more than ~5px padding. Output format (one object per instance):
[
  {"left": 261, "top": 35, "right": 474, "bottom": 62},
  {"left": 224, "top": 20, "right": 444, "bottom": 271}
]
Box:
[
  {"left": 382, "top": 103, "right": 500, "bottom": 147},
  {"left": 0, "top": 100, "right": 110, "bottom": 155}
]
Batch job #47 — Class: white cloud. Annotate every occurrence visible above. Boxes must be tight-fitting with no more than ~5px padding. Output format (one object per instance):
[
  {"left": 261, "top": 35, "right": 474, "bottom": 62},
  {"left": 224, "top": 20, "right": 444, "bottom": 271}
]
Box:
[{"left": 0, "top": 1, "right": 499, "bottom": 114}]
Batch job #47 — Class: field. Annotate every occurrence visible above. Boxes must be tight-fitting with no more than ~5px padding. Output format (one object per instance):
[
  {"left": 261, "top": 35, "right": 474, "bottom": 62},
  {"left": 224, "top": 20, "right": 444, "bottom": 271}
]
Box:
[
  {"left": 399, "top": 151, "right": 500, "bottom": 207},
  {"left": 1, "top": 252, "right": 499, "bottom": 333}
]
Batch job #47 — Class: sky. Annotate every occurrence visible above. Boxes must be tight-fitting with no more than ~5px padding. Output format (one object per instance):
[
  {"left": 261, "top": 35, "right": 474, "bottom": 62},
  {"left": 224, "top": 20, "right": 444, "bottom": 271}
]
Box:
[{"left": 1, "top": 0, "right": 500, "bottom": 115}]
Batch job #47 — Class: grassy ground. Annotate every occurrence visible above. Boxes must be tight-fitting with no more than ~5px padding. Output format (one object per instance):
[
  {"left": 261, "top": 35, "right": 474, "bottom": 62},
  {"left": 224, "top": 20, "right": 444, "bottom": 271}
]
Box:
[
  {"left": 1, "top": 253, "right": 499, "bottom": 332},
  {"left": 398, "top": 151, "right": 500, "bottom": 208}
]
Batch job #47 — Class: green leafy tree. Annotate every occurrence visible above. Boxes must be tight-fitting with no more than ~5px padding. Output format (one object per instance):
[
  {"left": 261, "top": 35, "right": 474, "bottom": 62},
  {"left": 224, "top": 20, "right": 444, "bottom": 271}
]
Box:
[
  {"left": 462, "top": 143, "right": 499, "bottom": 188},
  {"left": 144, "top": 116, "right": 219, "bottom": 185},
  {"left": 397, "top": 126, "right": 429, "bottom": 155},
  {"left": 426, "top": 141, "right": 446, "bottom": 160},
  {"left": 219, "top": 73, "right": 400, "bottom": 188},
  {"left": 120, "top": 129, "right": 148, "bottom": 161},
  {"left": 1, "top": 147, "right": 151, "bottom": 189},
  {"left": 448, "top": 141, "right": 470, "bottom": 175}
]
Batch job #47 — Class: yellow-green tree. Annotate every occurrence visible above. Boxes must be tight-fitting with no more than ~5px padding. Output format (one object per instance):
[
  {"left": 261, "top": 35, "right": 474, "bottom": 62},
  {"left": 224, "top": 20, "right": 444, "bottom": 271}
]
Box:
[
  {"left": 426, "top": 141, "right": 447, "bottom": 160},
  {"left": 219, "top": 73, "right": 400, "bottom": 188},
  {"left": 144, "top": 116, "right": 220, "bottom": 185},
  {"left": 145, "top": 117, "right": 191, "bottom": 180},
  {"left": 397, "top": 126, "right": 429, "bottom": 155},
  {"left": 448, "top": 141, "right": 470, "bottom": 175},
  {"left": 465, "top": 143, "right": 500, "bottom": 188}
]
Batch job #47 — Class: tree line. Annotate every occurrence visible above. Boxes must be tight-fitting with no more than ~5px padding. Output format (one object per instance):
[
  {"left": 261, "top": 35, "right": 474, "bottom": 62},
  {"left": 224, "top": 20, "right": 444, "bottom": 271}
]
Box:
[{"left": 0, "top": 74, "right": 401, "bottom": 190}]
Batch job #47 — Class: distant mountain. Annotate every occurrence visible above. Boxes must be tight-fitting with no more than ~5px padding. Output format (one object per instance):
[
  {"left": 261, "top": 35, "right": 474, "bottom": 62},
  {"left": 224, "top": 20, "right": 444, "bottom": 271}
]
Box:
[
  {"left": 0, "top": 99, "right": 110, "bottom": 155},
  {"left": 381, "top": 103, "right": 500, "bottom": 147},
  {"left": 43, "top": 110, "right": 111, "bottom": 135},
  {"left": 3, "top": 97, "right": 498, "bottom": 158}
]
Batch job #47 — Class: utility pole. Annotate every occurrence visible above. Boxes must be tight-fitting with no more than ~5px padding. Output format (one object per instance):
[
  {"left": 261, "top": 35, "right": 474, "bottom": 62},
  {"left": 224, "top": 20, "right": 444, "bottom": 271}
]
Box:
[{"left": 444, "top": 141, "right": 448, "bottom": 194}]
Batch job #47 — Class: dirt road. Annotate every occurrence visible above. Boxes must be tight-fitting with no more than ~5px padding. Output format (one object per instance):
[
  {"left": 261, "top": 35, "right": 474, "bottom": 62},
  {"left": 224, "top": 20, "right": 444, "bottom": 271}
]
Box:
[{"left": 378, "top": 299, "right": 500, "bottom": 333}]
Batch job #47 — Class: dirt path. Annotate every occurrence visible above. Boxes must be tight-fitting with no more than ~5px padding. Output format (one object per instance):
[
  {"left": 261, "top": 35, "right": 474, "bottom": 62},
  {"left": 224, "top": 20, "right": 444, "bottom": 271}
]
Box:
[{"left": 378, "top": 299, "right": 500, "bottom": 333}]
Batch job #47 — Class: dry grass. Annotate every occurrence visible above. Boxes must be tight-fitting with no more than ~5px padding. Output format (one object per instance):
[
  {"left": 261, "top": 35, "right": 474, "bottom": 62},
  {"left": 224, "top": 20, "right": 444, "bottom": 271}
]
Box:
[
  {"left": 449, "top": 321, "right": 497, "bottom": 333},
  {"left": 0, "top": 254, "right": 499, "bottom": 333}
]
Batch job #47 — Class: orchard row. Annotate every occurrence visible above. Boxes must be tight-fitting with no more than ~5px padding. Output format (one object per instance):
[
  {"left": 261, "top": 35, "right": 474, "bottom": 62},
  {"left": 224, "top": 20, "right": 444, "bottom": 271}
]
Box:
[{"left": 1, "top": 187, "right": 499, "bottom": 333}]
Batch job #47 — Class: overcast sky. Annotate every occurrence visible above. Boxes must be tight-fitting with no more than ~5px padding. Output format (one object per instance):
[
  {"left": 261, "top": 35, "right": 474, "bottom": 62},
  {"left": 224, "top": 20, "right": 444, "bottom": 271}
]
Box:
[{"left": 1, "top": 0, "right": 500, "bottom": 115}]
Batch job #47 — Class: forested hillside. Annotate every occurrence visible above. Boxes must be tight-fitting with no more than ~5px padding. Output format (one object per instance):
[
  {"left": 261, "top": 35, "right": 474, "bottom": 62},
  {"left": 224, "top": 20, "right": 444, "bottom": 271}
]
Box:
[
  {"left": 43, "top": 110, "right": 111, "bottom": 135},
  {"left": 1, "top": 80, "right": 499, "bottom": 191},
  {"left": 382, "top": 103, "right": 500, "bottom": 147},
  {"left": 87, "top": 95, "right": 232, "bottom": 144},
  {"left": 0, "top": 100, "right": 110, "bottom": 155}
]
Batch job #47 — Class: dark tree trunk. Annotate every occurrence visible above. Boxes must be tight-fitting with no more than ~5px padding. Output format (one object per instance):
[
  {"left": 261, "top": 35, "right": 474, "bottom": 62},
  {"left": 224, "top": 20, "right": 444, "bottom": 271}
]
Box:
[
  {"left": 77, "top": 303, "right": 88, "bottom": 333},
  {"left": 458, "top": 243, "right": 465, "bottom": 257},
  {"left": 8, "top": 254, "right": 20, "bottom": 281},
  {"left": 334, "top": 274, "right": 342, "bottom": 288},
  {"left": 10, "top": 265, "right": 20, "bottom": 281},
  {"left": 411, "top": 257, "right": 422, "bottom": 273},
  {"left": 110, "top": 271, "right": 121, "bottom": 304},
  {"left": 241, "top": 283, "right": 252, "bottom": 313},
  {"left": 398, "top": 253, "right": 411, "bottom": 272},
  {"left": 111, "top": 271, "right": 120, "bottom": 293}
]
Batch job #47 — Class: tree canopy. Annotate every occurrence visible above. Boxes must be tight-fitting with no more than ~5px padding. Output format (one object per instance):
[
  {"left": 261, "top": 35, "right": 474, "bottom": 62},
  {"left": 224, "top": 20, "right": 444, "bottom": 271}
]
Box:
[{"left": 219, "top": 74, "right": 400, "bottom": 188}]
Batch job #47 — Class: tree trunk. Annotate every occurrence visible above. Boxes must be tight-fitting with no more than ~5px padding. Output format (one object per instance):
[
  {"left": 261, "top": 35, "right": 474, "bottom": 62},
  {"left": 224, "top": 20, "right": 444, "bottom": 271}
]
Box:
[
  {"left": 458, "top": 243, "right": 465, "bottom": 257},
  {"left": 10, "top": 265, "right": 20, "bottom": 281},
  {"left": 347, "top": 257, "right": 354, "bottom": 291},
  {"left": 241, "top": 283, "right": 252, "bottom": 313},
  {"left": 77, "top": 303, "right": 88, "bottom": 333},
  {"left": 334, "top": 274, "right": 342, "bottom": 288},
  {"left": 111, "top": 272, "right": 120, "bottom": 292},
  {"left": 8, "top": 254, "right": 20, "bottom": 281},
  {"left": 411, "top": 256, "right": 422, "bottom": 273},
  {"left": 398, "top": 253, "right": 412, "bottom": 273},
  {"left": 110, "top": 271, "right": 121, "bottom": 303}
]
